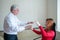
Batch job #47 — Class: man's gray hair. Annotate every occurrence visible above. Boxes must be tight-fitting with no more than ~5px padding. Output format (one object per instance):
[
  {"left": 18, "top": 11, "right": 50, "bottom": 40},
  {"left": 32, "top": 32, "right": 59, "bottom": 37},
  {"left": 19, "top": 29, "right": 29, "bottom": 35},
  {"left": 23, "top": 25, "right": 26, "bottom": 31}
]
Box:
[{"left": 10, "top": 4, "right": 19, "bottom": 12}]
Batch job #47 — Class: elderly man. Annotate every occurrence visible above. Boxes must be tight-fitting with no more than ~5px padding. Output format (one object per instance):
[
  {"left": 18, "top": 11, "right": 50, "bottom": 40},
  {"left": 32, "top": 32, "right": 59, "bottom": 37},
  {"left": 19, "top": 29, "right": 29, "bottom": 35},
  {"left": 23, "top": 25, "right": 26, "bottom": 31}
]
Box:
[{"left": 3, "top": 5, "right": 33, "bottom": 40}]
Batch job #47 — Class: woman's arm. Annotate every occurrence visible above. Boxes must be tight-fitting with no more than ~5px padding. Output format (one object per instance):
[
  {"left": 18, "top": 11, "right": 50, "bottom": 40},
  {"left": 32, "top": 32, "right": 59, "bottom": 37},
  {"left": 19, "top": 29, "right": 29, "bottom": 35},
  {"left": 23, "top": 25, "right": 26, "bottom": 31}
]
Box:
[
  {"left": 35, "top": 21, "right": 55, "bottom": 37},
  {"left": 32, "top": 28, "right": 41, "bottom": 35},
  {"left": 39, "top": 26, "right": 55, "bottom": 38}
]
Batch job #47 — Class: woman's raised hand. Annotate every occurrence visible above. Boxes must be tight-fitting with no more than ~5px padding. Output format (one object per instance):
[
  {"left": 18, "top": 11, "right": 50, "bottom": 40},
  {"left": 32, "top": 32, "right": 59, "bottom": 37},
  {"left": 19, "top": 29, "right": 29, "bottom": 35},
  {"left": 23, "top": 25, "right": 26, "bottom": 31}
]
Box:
[{"left": 35, "top": 21, "right": 41, "bottom": 26}]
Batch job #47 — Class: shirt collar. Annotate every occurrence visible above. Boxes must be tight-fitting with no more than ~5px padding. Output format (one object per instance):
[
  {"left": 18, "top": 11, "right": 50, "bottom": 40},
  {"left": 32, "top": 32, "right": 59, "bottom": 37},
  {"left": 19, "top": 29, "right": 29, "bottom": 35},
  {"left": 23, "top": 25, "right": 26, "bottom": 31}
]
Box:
[{"left": 9, "top": 12, "right": 16, "bottom": 17}]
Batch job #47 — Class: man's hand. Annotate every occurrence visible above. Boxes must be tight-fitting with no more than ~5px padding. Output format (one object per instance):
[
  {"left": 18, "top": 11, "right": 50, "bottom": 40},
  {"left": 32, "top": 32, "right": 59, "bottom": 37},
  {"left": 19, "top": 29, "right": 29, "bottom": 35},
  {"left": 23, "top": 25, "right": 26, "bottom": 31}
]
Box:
[
  {"left": 25, "top": 25, "right": 32, "bottom": 30},
  {"left": 27, "top": 22, "right": 34, "bottom": 24}
]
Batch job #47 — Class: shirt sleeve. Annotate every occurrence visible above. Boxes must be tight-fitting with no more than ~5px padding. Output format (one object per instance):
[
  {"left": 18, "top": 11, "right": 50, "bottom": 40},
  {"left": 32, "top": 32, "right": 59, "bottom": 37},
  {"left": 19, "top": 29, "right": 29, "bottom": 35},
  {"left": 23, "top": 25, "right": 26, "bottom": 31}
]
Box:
[
  {"left": 39, "top": 26, "right": 55, "bottom": 38},
  {"left": 32, "top": 28, "right": 41, "bottom": 35},
  {"left": 6, "top": 17, "right": 25, "bottom": 32},
  {"left": 19, "top": 21, "right": 28, "bottom": 26}
]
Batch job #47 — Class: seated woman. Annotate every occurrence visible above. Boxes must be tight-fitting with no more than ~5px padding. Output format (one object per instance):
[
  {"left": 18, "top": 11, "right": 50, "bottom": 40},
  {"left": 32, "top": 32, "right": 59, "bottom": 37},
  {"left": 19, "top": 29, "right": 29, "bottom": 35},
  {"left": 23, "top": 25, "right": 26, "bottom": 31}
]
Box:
[{"left": 31, "top": 18, "right": 56, "bottom": 40}]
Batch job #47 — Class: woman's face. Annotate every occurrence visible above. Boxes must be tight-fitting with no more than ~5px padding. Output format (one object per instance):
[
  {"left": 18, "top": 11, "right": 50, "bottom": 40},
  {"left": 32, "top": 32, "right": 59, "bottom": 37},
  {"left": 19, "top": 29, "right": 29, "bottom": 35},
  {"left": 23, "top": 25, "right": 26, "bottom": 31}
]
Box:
[{"left": 46, "top": 20, "right": 54, "bottom": 29}]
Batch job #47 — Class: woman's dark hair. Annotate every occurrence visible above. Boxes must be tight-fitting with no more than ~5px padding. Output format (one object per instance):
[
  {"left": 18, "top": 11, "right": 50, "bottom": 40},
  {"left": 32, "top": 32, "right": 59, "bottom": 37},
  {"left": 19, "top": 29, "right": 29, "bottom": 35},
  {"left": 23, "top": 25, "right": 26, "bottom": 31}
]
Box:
[
  {"left": 46, "top": 18, "right": 56, "bottom": 40},
  {"left": 52, "top": 23, "right": 56, "bottom": 40},
  {"left": 46, "top": 18, "right": 53, "bottom": 21}
]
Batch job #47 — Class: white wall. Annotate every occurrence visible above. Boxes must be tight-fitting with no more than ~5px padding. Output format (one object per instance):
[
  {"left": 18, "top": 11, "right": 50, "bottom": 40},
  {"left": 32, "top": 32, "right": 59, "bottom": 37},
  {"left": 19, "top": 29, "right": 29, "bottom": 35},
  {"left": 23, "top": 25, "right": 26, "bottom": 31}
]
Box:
[
  {"left": 47, "top": 0, "right": 57, "bottom": 23},
  {"left": 0, "top": 0, "right": 47, "bottom": 30},
  {"left": 57, "top": 0, "right": 60, "bottom": 32}
]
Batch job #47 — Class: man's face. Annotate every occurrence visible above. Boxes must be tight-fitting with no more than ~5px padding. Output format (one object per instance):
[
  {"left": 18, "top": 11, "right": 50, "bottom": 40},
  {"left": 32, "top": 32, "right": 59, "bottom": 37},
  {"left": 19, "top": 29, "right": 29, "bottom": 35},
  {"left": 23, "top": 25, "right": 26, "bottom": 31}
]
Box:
[{"left": 12, "top": 8, "right": 19, "bottom": 15}]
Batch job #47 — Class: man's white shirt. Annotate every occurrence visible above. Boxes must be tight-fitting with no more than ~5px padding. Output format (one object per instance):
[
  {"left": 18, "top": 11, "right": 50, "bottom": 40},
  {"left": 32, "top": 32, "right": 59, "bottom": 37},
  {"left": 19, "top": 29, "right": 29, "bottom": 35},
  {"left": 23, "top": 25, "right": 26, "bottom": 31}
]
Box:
[{"left": 4, "top": 13, "right": 27, "bottom": 35}]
